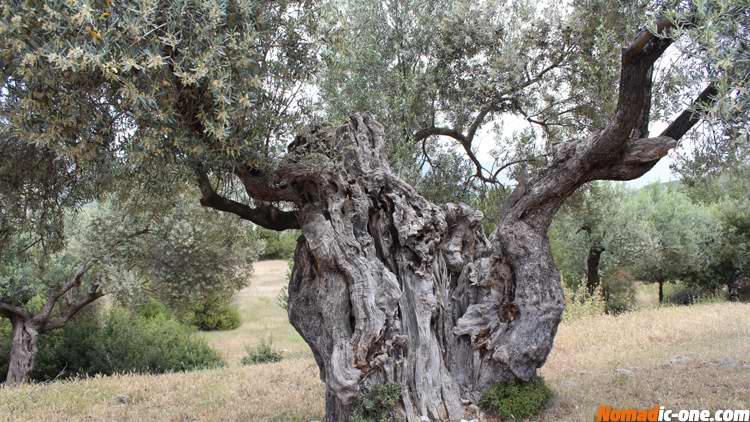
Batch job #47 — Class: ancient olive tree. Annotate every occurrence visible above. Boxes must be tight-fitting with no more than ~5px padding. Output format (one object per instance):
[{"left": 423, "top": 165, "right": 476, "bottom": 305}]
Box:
[{"left": 1, "top": 0, "right": 746, "bottom": 420}]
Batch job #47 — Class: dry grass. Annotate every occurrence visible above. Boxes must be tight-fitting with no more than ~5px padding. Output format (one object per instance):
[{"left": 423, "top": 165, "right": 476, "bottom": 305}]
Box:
[
  {"left": 0, "top": 360, "right": 325, "bottom": 422},
  {"left": 198, "top": 260, "right": 309, "bottom": 365},
  {"left": 1, "top": 261, "right": 749, "bottom": 421},
  {"left": 541, "top": 302, "right": 750, "bottom": 420}
]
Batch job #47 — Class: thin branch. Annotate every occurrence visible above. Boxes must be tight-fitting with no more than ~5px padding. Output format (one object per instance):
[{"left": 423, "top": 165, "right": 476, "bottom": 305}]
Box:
[
  {"left": 32, "top": 262, "right": 91, "bottom": 326},
  {"left": 17, "top": 237, "right": 43, "bottom": 254}
]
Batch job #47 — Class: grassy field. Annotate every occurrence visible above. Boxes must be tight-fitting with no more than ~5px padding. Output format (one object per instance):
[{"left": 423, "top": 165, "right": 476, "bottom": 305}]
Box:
[
  {"left": 1, "top": 260, "right": 748, "bottom": 421},
  {"left": 198, "top": 260, "right": 309, "bottom": 364}
]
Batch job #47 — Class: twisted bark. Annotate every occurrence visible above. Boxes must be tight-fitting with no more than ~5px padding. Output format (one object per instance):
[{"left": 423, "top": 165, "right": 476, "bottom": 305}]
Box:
[
  {"left": 285, "top": 115, "right": 552, "bottom": 420},
  {"left": 5, "top": 317, "right": 39, "bottom": 385},
  {"left": 193, "top": 18, "right": 719, "bottom": 421},
  {"left": 281, "top": 102, "right": 704, "bottom": 419}
]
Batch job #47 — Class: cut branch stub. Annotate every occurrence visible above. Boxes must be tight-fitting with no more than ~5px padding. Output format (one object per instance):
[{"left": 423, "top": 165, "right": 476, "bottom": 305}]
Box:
[{"left": 284, "top": 114, "right": 563, "bottom": 421}]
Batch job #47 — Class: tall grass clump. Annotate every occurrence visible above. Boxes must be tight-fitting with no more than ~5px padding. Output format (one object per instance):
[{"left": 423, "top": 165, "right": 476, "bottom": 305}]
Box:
[
  {"left": 562, "top": 284, "right": 606, "bottom": 321},
  {"left": 241, "top": 337, "right": 283, "bottom": 365},
  {"left": 480, "top": 377, "right": 553, "bottom": 420}
]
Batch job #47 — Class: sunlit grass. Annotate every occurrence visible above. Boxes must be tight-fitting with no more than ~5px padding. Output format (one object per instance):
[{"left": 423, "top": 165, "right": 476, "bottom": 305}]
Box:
[{"left": 199, "top": 260, "right": 310, "bottom": 365}]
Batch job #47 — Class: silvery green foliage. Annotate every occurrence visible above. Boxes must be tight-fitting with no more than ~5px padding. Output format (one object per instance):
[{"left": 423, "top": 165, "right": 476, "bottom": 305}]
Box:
[
  {"left": 0, "top": 207, "right": 144, "bottom": 311},
  {"left": 549, "top": 182, "right": 627, "bottom": 288},
  {"left": 86, "top": 190, "right": 261, "bottom": 309},
  {"left": 317, "top": 0, "right": 574, "bottom": 181},
  {"left": 133, "top": 198, "right": 259, "bottom": 307},
  {"left": 608, "top": 184, "right": 721, "bottom": 285},
  {"left": 0, "top": 0, "right": 319, "bottom": 180},
  {"left": 551, "top": 181, "right": 728, "bottom": 296},
  {"left": 682, "top": 165, "right": 750, "bottom": 288},
  {"left": 659, "top": 0, "right": 750, "bottom": 176}
]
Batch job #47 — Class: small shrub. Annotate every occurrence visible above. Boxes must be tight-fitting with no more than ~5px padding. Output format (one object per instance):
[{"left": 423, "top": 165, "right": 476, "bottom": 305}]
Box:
[
  {"left": 189, "top": 296, "right": 241, "bottom": 331},
  {"left": 277, "top": 285, "right": 289, "bottom": 311},
  {"left": 258, "top": 229, "right": 299, "bottom": 259},
  {"left": 352, "top": 383, "right": 402, "bottom": 422},
  {"left": 562, "top": 284, "right": 606, "bottom": 321},
  {"left": 241, "top": 338, "right": 283, "bottom": 365},
  {"left": 603, "top": 270, "right": 637, "bottom": 314},
  {"left": 665, "top": 283, "right": 725, "bottom": 305},
  {"left": 479, "top": 377, "right": 553, "bottom": 420},
  {"left": 90, "top": 308, "right": 225, "bottom": 375},
  {"left": 136, "top": 297, "right": 173, "bottom": 320},
  {"left": 0, "top": 319, "right": 10, "bottom": 380}
]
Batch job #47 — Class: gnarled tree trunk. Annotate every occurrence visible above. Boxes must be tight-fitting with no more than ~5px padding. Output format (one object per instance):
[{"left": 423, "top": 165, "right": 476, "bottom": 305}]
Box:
[
  {"left": 194, "top": 20, "right": 716, "bottom": 421},
  {"left": 6, "top": 317, "right": 39, "bottom": 385},
  {"left": 285, "top": 116, "right": 563, "bottom": 420}
]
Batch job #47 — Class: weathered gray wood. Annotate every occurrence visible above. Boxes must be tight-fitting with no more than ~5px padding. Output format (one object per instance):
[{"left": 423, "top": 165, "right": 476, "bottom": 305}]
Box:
[
  {"left": 280, "top": 107, "right": 682, "bottom": 420},
  {"left": 6, "top": 317, "right": 39, "bottom": 385},
  {"left": 283, "top": 115, "right": 557, "bottom": 420}
]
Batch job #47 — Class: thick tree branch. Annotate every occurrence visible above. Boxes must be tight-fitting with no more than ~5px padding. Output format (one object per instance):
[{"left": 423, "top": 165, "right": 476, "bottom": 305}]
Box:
[
  {"left": 43, "top": 284, "right": 104, "bottom": 332},
  {"left": 660, "top": 84, "right": 718, "bottom": 140},
  {"left": 0, "top": 302, "right": 31, "bottom": 320},
  {"left": 500, "top": 17, "right": 714, "bottom": 229},
  {"left": 195, "top": 167, "right": 300, "bottom": 231},
  {"left": 591, "top": 25, "right": 673, "bottom": 159},
  {"left": 32, "top": 262, "right": 91, "bottom": 326},
  {"left": 592, "top": 85, "right": 720, "bottom": 181},
  {"left": 622, "top": 19, "right": 674, "bottom": 62},
  {"left": 234, "top": 165, "right": 300, "bottom": 203}
]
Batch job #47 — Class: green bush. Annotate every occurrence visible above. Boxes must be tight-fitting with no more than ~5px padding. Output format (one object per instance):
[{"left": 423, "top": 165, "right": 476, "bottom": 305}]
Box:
[
  {"left": 664, "top": 283, "right": 724, "bottom": 305},
  {"left": 189, "top": 296, "right": 241, "bottom": 331},
  {"left": 258, "top": 229, "right": 299, "bottom": 259},
  {"left": 479, "top": 377, "right": 553, "bottom": 420},
  {"left": 277, "top": 285, "right": 289, "bottom": 311},
  {"left": 603, "top": 270, "right": 637, "bottom": 314},
  {"left": 88, "top": 308, "right": 224, "bottom": 375},
  {"left": 562, "top": 284, "right": 606, "bottom": 321},
  {"left": 241, "top": 338, "right": 282, "bottom": 365},
  {"left": 0, "top": 307, "right": 224, "bottom": 383},
  {"left": 136, "top": 297, "right": 174, "bottom": 320},
  {"left": 351, "top": 383, "right": 402, "bottom": 422},
  {"left": 0, "top": 319, "right": 10, "bottom": 380}
]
